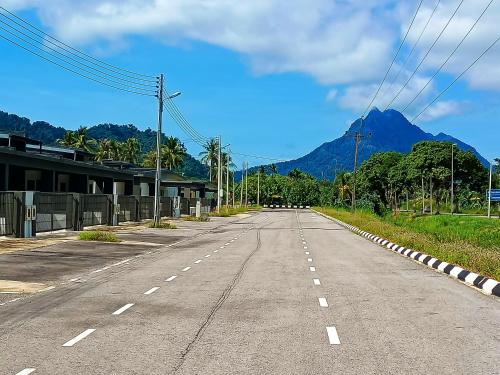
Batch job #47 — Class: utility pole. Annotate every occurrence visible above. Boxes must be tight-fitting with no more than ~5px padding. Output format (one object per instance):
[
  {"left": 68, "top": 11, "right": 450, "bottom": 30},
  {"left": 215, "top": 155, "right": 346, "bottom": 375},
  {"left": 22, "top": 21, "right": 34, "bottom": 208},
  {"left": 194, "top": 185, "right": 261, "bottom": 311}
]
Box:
[
  {"left": 421, "top": 174, "right": 425, "bottom": 214},
  {"left": 245, "top": 162, "right": 248, "bottom": 207},
  {"left": 351, "top": 126, "right": 362, "bottom": 211},
  {"left": 488, "top": 161, "right": 493, "bottom": 218},
  {"left": 430, "top": 175, "right": 433, "bottom": 214},
  {"left": 226, "top": 154, "right": 229, "bottom": 208},
  {"left": 232, "top": 172, "right": 235, "bottom": 208},
  {"left": 451, "top": 144, "right": 455, "bottom": 215},
  {"left": 240, "top": 162, "right": 244, "bottom": 207},
  {"left": 258, "top": 169, "right": 261, "bottom": 206},
  {"left": 217, "top": 135, "right": 221, "bottom": 213},
  {"left": 153, "top": 74, "right": 164, "bottom": 226}
]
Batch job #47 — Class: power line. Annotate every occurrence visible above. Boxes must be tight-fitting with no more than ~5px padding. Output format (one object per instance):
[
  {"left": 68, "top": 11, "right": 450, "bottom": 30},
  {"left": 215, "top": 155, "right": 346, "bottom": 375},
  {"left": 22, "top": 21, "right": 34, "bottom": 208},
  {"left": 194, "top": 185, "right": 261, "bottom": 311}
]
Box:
[
  {"left": 0, "top": 6, "right": 157, "bottom": 82},
  {"left": 0, "top": 32, "right": 156, "bottom": 96},
  {"left": 231, "top": 152, "right": 287, "bottom": 162},
  {"left": 361, "top": 0, "right": 424, "bottom": 117},
  {"left": 384, "top": 0, "right": 465, "bottom": 110},
  {"left": 163, "top": 92, "right": 208, "bottom": 142},
  {"left": 379, "top": 0, "right": 441, "bottom": 108},
  {"left": 0, "top": 23, "right": 157, "bottom": 93},
  {"left": 162, "top": 101, "right": 207, "bottom": 145},
  {"left": 401, "top": 0, "right": 494, "bottom": 113},
  {"left": 0, "top": 13, "right": 158, "bottom": 88},
  {"left": 412, "top": 34, "right": 500, "bottom": 123}
]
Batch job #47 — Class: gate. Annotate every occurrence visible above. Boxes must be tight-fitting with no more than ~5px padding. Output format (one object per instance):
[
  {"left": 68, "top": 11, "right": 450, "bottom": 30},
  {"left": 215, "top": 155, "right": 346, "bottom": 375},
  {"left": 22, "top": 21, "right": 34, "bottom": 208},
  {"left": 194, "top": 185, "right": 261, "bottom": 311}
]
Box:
[
  {"left": 118, "top": 195, "right": 138, "bottom": 222},
  {"left": 0, "top": 192, "right": 15, "bottom": 236},
  {"left": 139, "top": 196, "right": 154, "bottom": 220},
  {"left": 81, "top": 194, "right": 110, "bottom": 227},
  {"left": 160, "top": 197, "right": 173, "bottom": 218},
  {"left": 34, "top": 192, "right": 74, "bottom": 233}
]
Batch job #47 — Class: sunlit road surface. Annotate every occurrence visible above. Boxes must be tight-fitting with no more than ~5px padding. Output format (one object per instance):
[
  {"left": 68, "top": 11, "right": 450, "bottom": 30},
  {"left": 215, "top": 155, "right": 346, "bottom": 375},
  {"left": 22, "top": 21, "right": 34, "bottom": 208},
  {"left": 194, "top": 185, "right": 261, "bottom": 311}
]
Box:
[{"left": 1, "top": 210, "right": 499, "bottom": 374}]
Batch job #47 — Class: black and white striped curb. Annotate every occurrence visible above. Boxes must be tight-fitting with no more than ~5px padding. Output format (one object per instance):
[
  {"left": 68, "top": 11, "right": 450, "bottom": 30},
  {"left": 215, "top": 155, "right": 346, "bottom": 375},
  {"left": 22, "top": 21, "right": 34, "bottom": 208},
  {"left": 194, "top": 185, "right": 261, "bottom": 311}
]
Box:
[{"left": 313, "top": 210, "right": 500, "bottom": 298}]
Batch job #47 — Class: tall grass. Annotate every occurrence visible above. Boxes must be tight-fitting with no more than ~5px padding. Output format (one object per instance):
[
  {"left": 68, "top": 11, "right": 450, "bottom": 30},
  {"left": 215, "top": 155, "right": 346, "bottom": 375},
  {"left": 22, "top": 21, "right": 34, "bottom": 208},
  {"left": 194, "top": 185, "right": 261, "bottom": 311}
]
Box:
[
  {"left": 79, "top": 231, "right": 119, "bottom": 242},
  {"left": 314, "top": 207, "right": 500, "bottom": 280},
  {"left": 210, "top": 205, "right": 262, "bottom": 217}
]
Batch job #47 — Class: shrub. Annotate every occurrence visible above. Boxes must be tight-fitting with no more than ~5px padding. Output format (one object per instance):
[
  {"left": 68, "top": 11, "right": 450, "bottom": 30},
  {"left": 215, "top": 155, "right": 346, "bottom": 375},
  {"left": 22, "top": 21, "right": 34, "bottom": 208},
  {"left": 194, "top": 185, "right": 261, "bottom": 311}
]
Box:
[
  {"left": 79, "top": 231, "right": 119, "bottom": 242},
  {"left": 147, "top": 221, "right": 177, "bottom": 229}
]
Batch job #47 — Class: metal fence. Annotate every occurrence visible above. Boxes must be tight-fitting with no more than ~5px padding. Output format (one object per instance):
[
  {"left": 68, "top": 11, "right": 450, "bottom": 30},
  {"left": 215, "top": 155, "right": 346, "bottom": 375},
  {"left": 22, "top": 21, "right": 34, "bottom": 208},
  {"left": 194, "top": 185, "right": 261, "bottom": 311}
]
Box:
[
  {"left": 160, "top": 197, "right": 173, "bottom": 218},
  {"left": 139, "top": 196, "right": 154, "bottom": 220},
  {"left": 118, "top": 195, "right": 138, "bottom": 222},
  {"left": 34, "top": 193, "right": 74, "bottom": 233},
  {"left": 81, "top": 194, "right": 110, "bottom": 227},
  {"left": 0, "top": 192, "right": 15, "bottom": 236}
]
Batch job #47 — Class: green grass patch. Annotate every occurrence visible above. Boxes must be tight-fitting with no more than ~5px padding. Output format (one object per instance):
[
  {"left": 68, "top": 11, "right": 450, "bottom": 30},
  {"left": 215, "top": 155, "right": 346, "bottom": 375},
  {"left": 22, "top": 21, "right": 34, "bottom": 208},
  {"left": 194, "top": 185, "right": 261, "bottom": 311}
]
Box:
[
  {"left": 183, "top": 216, "right": 210, "bottom": 222},
  {"left": 314, "top": 207, "right": 500, "bottom": 280},
  {"left": 147, "top": 221, "right": 177, "bottom": 229},
  {"left": 209, "top": 205, "right": 261, "bottom": 217},
  {"left": 79, "top": 231, "right": 119, "bottom": 242}
]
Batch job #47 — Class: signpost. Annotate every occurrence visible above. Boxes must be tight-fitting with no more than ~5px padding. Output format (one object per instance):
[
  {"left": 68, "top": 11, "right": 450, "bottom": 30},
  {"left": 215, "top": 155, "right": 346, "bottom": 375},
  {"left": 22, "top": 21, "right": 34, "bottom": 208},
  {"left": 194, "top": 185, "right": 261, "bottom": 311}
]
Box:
[{"left": 487, "top": 189, "right": 500, "bottom": 218}]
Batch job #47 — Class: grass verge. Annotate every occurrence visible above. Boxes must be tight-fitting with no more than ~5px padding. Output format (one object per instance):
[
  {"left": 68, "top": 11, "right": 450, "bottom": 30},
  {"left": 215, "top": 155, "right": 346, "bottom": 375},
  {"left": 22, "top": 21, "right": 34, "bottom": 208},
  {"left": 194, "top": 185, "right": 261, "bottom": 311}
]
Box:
[
  {"left": 210, "top": 205, "right": 262, "bottom": 217},
  {"left": 147, "top": 221, "right": 177, "bottom": 229},
  {"left": 314, "top": 207, "right": 500, "bottom": 280},
  {"left": 183, "top": 216, "right": 210, "bottom": 222},
  {"left": 79, "top": 231, "right": 119, "bottom": 242}
]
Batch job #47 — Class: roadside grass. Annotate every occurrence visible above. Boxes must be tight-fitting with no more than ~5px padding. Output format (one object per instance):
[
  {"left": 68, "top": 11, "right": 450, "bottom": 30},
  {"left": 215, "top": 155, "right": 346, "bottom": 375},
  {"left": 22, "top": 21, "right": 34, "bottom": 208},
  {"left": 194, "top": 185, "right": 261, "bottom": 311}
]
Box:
[
  {"left": 147, "top": 221, "right": 177, "bottom": 229},
  {"left": 183, "top": 216, "right": 210, "bottom": 222},
  {"left": 314, "top": 207, "right": 500, "bottom": 280},
  {"left": 210, "top": 205, "right": 262, "bottom": 217},
  {"left": 79, "top": 231, "right": 119, "bottom": 242}
]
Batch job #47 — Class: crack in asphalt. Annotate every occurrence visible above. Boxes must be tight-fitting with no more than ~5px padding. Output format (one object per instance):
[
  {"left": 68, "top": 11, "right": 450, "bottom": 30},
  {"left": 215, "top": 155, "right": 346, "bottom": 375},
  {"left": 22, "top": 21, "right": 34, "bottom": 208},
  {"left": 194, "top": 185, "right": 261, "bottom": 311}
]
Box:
[{"left": 171, "top": 219, "right": 267, "bottom": 374}]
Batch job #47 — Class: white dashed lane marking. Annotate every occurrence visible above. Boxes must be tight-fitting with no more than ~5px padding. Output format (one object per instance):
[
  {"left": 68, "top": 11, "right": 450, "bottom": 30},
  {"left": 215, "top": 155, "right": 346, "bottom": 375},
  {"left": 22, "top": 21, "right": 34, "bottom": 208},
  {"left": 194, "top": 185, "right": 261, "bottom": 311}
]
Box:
[
  {"left": 305, "top": 251, "right": 310, "bottom": 255},
  {"left": 166, "top": 275, "right": 177, "bottom": 282},
  {"left": 15, "top": 369, "right": 35, "bottom": 375},
  {"left": 318, "top": 297, "right": 329, "bottom": 307},
  {"left": 182, "top": 267, "right": 191, "bottom": 272},
  {"left": 62, "top": 329, "right": 96, "bottom": 347},
  {"left": 144, "top": 287, "right": 159, "bottom": 295},
  {"left": 204, "top": 254, "right": 211, "bottom": 258},
  {"left": 313, "top": 278, "right": 321, "bottom": 286},
  {"left": 307, "top": 258, "right": 313, "bottom": 262},
  {"left": 112, "top": 303, "right": 134, "bottom": 315},
  {"left": 309, "top": 266, "right": 316, "bottom": 272},
  {"left": 326, "top": 326, "right": 341, "bottom": 345},
  {"left": 194, "top": 259, "right": 202, "bottom": 264},
  {"left": 213, "top": 250, "right": 219, "bottom": 253}
]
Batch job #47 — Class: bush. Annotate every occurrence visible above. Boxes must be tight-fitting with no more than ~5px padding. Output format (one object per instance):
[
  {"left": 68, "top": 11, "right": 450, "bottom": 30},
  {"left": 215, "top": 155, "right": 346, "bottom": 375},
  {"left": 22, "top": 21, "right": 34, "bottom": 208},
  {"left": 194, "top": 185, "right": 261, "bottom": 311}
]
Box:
[
  {"left": 79, "top": 231, "right": 119, "bottom": 242},
  {"left": 184, "top": 216, "right": 210, "bottom": 222}
]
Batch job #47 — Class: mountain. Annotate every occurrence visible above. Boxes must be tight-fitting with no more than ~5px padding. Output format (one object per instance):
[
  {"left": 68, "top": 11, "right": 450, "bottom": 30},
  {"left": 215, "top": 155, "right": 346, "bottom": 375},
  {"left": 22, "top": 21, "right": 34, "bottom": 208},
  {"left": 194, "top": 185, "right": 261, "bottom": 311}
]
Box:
[
  {"left": 269, "top": 108, "right": 488, "bottom": 179},
  {"left": 0, "top": 109, "right": 209, "bottom": 179}
]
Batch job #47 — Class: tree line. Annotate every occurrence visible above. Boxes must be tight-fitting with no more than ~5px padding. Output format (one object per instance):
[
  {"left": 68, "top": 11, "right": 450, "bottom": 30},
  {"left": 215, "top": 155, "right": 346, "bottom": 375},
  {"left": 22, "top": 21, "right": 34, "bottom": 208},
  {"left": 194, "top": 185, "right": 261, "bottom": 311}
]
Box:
[{"left": 236, "top": 141, "right": 498, "bottom": 214}]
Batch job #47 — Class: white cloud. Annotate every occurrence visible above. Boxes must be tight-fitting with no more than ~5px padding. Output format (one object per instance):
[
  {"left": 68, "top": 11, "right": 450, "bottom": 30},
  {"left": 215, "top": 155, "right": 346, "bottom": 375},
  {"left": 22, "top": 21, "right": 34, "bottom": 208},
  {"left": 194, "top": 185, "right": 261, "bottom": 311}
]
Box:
[
  {"left": 418, "top": 100, "right": 464, "bottom": 122},
  {"left": 4, "top": 0, "right": 500, "bottom": 121}
]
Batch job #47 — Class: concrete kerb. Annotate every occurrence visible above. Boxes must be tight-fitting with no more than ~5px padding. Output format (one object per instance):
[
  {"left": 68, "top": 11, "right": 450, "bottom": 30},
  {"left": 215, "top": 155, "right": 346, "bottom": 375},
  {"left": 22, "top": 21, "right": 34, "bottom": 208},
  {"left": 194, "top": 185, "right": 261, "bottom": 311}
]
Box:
[{"left": 311, "top": 209, "right": 500, "bottom": 298}]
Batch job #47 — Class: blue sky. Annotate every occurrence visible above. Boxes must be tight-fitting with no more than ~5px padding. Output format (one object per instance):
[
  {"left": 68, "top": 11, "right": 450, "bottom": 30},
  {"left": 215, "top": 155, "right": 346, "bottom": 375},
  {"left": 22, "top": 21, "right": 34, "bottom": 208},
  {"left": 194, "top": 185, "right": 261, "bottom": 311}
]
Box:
[{"left": 0, "top": 1, "right": 499, "bottom": 166}]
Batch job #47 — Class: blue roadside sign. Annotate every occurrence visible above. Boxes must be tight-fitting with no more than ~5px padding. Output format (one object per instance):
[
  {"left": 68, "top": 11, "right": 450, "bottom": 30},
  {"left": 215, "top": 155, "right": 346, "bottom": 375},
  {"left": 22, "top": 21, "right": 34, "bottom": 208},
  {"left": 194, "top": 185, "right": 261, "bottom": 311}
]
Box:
[{"left": 487, "top": 189, "right": 500, "bottom": 202}]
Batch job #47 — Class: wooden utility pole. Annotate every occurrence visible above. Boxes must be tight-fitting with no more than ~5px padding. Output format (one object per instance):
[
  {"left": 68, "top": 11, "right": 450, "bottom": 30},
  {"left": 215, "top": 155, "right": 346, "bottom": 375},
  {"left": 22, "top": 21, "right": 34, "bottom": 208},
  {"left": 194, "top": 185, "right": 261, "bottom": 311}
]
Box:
[{"left": 351, "top": 131, "right": 361, "bottom": 210}]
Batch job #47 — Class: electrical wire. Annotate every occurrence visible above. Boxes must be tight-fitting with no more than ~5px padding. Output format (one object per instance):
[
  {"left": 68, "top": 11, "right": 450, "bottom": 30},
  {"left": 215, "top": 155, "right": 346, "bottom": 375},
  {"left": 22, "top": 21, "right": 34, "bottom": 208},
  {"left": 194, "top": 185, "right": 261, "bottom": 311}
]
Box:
[
  {"left": 411, "top": 34, "right": 500, "bottom": 122},
  {"left": 384, "top": 0, "right": 465, "bottom": 110},
  {"left": 0, "top": 23, "right": 157, "bottom": 93},
  {"left": 0, "top": 32, "right": 156, "bottom": 96},
  {"left": 0, "top": 6, "right": 157, "bottom": 82},
  {"left": 379, "top": 0, "right": 441, "bottom": 108},
  {"left": 361, "top": 0, "right": 424, "bottom": 117},
  {"left": 0, "top": 14, "right": 158, "bottom": 88},
  {"left": 401, "top": 0, "right": 494, "bottom": 113}
]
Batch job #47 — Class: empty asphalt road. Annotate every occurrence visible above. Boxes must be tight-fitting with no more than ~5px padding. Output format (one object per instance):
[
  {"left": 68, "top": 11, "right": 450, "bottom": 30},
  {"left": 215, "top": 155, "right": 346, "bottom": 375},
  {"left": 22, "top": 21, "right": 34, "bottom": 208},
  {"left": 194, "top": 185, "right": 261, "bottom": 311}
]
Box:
[{"left": 1, "top": 210, "right": 499, "bottom": 374}]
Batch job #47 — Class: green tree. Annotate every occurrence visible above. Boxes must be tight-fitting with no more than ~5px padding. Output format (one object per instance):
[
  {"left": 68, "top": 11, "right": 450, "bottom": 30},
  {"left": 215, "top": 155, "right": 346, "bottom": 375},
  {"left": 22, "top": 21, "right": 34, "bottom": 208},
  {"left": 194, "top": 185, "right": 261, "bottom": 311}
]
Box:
[{"left": 199, "top": 138, "right": 219, "bottom": 181}]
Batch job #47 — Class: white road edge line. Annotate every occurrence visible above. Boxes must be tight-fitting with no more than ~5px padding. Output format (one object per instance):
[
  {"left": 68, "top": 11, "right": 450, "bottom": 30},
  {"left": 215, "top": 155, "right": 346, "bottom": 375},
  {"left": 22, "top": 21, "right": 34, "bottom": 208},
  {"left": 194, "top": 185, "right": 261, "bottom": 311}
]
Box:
[
  {"left": 318, "top": 297, "right": 329, "bottom": 307},
  {"left": 15, "top": 369, "right": 36, "bottom": 375},
  {"left": 326, "top": 326, "right": 341, "bottom": 345},
  {"left": 112, "top": 303, "right": 134, "bottom": 315},
  {"left": 144, "top": 287, "right": 160, "bottom": 295},
  {"left": 166, "top": 275, "right": 177, "bottom": 282},
  {"left": 313, "top": 278, "right": 321, "bottom": 286},
  {"left": 62, "top": 328, "right": 96, "bottom": 347}
]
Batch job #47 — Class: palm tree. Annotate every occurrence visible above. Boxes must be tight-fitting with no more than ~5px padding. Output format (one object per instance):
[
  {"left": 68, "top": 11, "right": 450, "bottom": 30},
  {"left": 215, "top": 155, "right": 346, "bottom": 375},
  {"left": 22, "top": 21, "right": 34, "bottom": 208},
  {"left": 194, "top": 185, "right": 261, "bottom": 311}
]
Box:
[
  {"left": 270, "top": 164, "right": 278, "bottom": 175},
  {"left": 95, "top": 139, "right": 112, "bottom": 162},
  {"left": 57, "top": 131, "right": 77, "bottom": 148},
  {"left": 162, "top": 136, "right": 186, "bottom": 170},
  {"left": 199, "top": 138, "right": 219, "bottom": 181},
  {"left": 73, "top": 127, "right": 97, "bottom": 153},
  {"left": 288, "top": 168, "right": 302, "bottom": 179}
]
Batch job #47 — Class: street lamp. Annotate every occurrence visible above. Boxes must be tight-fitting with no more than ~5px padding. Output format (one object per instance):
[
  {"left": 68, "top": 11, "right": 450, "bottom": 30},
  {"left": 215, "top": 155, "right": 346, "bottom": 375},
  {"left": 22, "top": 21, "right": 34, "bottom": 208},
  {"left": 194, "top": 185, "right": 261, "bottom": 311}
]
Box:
[
  {"left": 217, "top": 141, "right": 230, "bottom": 213},
  {"left": 154, "top": 87, "right": 182, "bottom": 226}
]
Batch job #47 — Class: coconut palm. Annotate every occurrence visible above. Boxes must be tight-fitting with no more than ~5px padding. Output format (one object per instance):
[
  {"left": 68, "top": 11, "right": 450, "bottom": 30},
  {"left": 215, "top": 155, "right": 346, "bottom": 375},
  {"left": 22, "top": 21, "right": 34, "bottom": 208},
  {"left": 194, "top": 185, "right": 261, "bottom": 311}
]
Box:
[
  {"left": 57, "top": 131, "right": 77, "bottom": 148},
  {"left": 199, "top": 138, "right": 219, "bottom": 181},
  {"left": 73, "top": 127, "right": 97, "bottom": 153},
  {"left": 270, "top": 164, "right": 278, "bottom": 175},
  {"left": 162, "top": 136, "right": 186, "bottom": 170},
  {"left": 95, "top": 139, "right": 112, "bottom": 162}
]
